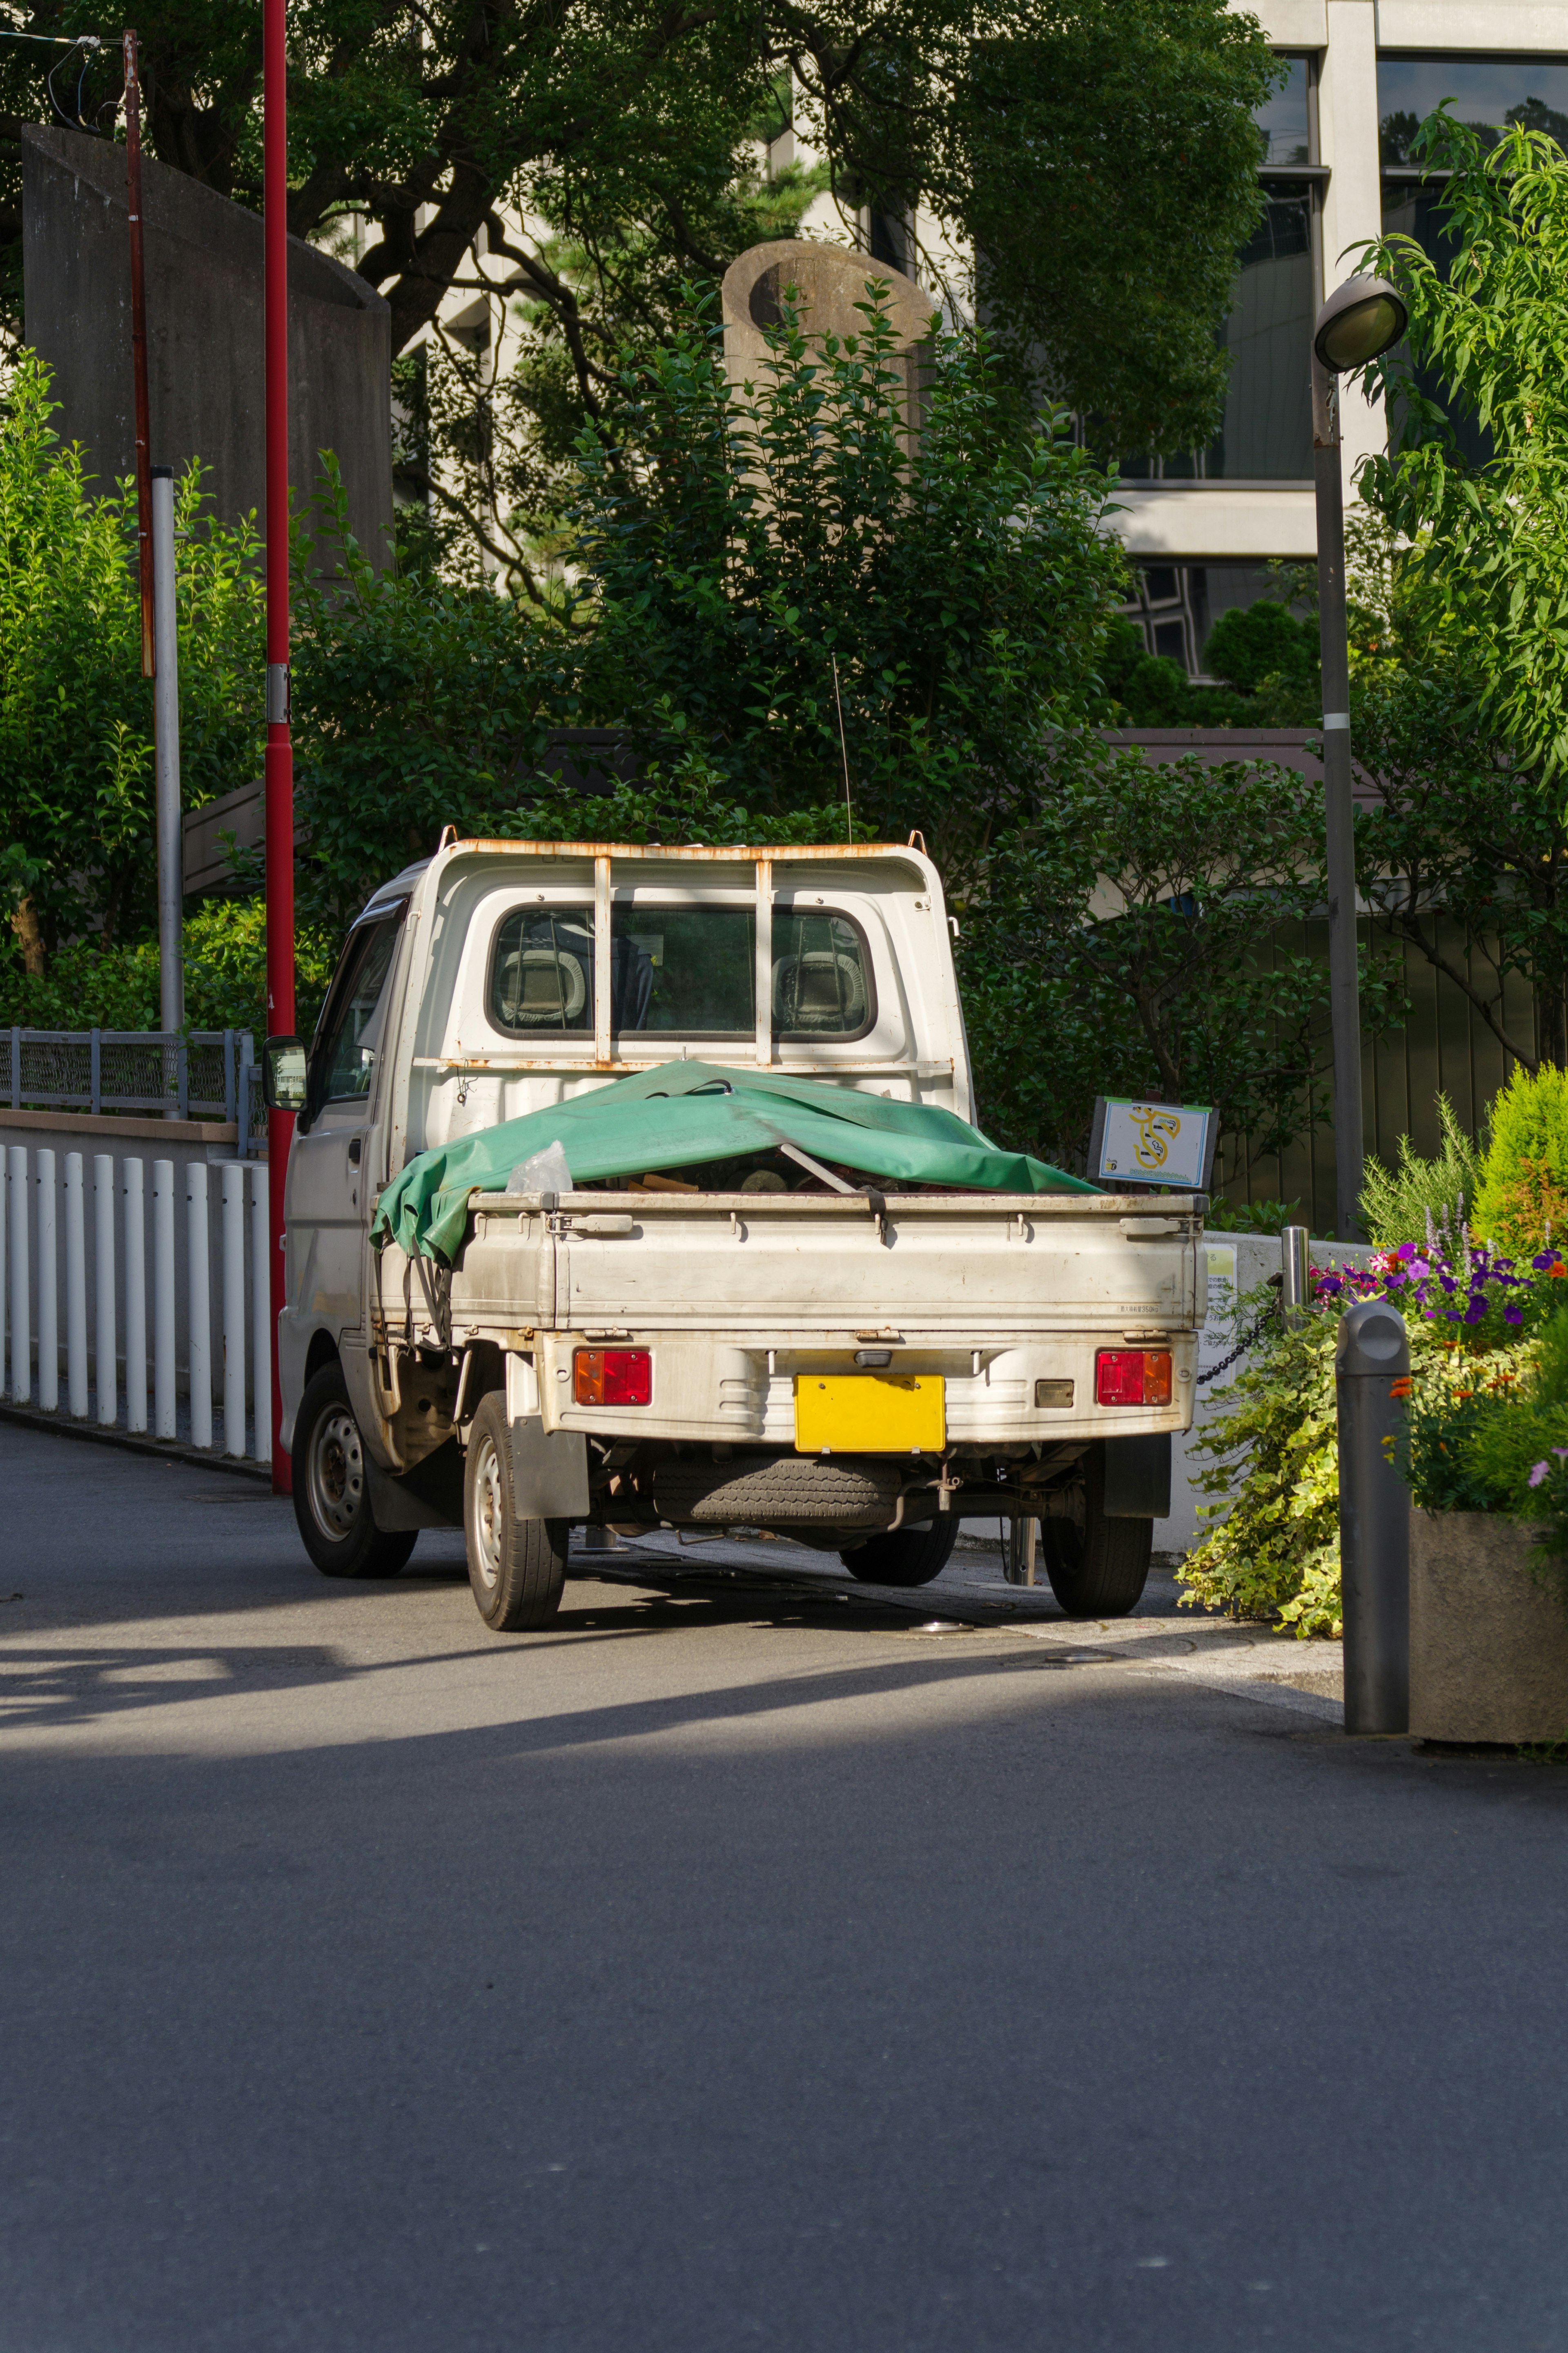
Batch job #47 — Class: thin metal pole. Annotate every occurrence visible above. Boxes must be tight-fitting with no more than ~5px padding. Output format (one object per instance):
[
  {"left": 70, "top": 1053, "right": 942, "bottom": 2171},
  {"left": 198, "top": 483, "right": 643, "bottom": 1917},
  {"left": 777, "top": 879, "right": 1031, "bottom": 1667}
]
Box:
[
  {"left": 122, "top": 29, "right": 155, "bottom": 680},
  {"left": 265, "top": 0, "right": 297, "bottom": 1493},
  {"left": 1313, "top": 353, "right": 1363, "bottom": 1242},
  {"left": 8, "top": 1147, "right": 29, "bottom": 1405},
  {"left": 94, "top": 1153, "right": 117, "bottom": 1427},
  {"left": 125, "top": 1158, "right": 147, "bottom": 1433},
  {"left": 151, "top": 465, "right": 184, "bottom": 1042},
  {"left": 37, "top": 1149, "right": 57, "bottom": 1413}
]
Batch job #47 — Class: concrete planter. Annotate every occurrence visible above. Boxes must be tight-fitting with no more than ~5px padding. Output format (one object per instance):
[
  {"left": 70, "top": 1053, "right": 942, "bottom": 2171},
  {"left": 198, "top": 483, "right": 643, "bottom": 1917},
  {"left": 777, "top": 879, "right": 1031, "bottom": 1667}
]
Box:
[{"left": 1410, "top": 1511, "right": 1568, "bottom": 1744}]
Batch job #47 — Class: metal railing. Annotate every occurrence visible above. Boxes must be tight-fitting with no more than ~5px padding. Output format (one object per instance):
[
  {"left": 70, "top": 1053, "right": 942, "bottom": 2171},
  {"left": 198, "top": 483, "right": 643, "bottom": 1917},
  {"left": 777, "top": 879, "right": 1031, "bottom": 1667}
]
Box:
[
  {"left": 1, "top": 1142, "right": 270, "bottom": 1461},
  {"left": 6, "top": 1027, "right": 263, "bottom": 1151}
]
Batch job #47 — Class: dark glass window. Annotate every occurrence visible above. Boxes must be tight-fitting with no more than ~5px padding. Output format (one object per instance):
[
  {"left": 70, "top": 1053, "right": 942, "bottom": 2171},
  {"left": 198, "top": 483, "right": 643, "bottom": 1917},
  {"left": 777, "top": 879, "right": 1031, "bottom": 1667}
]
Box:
[
  {"left": 488, "top": 905, "right": 875, "bottom": 1041},
  {"left": 1120, "top": 179, "right": 1315, "bottom": 483},
  {"left": 770, "top": 911, "right": 875, "bottom": 1038},
  {"left": 1256, "top": 55, "right": 1312, "bottom": 166},
  {"left": 1122, "top": 562, "right": 1302, "bottom": 680},
  {"left": 612, "top": 908, "right": 755, "bottom": 1035},
  {"left": 1378, "top": 54, "right": 1568, "bottom": 163},
  {"left": 312, "top": 913, "right": 401, "bottom": 1110},
  {"left": 1206, "top": 181, "right": 1314, "bottom": 479},
  {"left": 490, "top": 907, "right": 596, "bottom": 1032}
]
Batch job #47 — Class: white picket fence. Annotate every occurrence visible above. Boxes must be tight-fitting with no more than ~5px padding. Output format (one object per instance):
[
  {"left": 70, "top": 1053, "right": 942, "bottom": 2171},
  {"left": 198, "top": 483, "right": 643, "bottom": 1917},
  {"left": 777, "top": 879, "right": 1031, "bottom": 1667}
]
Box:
[{"left": 0, "top": 1146, "right": 270, "bottom": 1461}]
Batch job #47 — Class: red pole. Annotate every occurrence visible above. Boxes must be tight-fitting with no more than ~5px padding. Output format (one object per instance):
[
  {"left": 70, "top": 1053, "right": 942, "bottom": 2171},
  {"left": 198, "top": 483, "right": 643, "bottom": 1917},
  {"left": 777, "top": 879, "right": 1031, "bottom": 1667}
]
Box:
[
  {"left": 122, "top": 30, "right": 155, "bottom": 679},
  {"left": 264, "top": 0, "right": 295, "bottom": 1494}
]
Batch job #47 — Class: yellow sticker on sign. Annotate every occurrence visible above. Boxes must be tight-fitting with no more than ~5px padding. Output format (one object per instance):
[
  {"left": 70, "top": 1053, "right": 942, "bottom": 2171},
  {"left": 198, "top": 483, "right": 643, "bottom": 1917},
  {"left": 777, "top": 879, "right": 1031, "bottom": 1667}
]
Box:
[{"left": 793, "top": 1374, "right": 946, "bottom": 1454}]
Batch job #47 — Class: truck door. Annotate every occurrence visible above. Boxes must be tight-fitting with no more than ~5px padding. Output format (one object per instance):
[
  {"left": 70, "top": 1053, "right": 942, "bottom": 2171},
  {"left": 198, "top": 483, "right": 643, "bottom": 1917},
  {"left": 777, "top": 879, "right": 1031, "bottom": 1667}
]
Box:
[{"left": 286, "top": 908, "right": 405, "bottom": 1344}]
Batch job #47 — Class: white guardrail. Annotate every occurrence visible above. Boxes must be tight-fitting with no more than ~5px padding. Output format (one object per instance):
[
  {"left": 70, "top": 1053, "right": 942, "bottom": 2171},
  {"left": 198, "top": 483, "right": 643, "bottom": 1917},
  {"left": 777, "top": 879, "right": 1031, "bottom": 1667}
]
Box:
[{"left": 0, "top": 1146, "right": 270, "bottom": 1461}]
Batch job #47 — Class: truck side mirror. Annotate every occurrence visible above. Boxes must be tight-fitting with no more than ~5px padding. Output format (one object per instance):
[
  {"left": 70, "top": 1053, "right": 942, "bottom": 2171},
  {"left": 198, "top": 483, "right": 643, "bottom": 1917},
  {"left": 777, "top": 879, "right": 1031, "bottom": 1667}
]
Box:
[{"left": 263, "top": 1036, "right": 308, "bottom": 1113}]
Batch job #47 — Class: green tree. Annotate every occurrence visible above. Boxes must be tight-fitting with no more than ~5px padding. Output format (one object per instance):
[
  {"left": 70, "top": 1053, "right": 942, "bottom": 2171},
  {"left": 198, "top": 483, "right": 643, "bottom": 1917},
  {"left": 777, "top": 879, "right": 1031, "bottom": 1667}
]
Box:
[
  {"left": 568, "top": 283, "right": 1127, "bottom": 857},
  {"left": 0, "top": 351, "right": 263, "bottom": 980},
  {"left": 2, "top": 0, "right": 1277, "bottom": 514},
  {"left": 957, "top": 752, "right": 1397, "bottom": 1173},
  {"left": 1357, "top": 112, "right": 1568, "bottom": 781}
]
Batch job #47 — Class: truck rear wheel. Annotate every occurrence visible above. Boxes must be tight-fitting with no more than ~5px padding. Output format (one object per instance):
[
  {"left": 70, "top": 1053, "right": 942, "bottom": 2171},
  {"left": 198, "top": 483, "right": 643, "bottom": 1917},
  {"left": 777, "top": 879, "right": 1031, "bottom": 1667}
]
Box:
[
  {"left": 463, "top": 1393, "right": 568, "bottom": 1632},
  {"left": 292, "top": 1363, "right": 419, "bottom": 1580},
  {"left": 840, "top": 1516, "right": 959, "bottom": 1588},
  {"left": 1039, "top": 1446, "right": 1151, "bottom": 1619}
]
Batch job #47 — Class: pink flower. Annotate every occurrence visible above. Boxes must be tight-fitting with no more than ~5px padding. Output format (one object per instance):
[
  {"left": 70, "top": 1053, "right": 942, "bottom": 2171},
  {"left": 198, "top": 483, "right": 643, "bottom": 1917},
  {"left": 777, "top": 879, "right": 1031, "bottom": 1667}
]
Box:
[{"left": 1529, "top": 1461, "right": 1550, "bottom": 1489}]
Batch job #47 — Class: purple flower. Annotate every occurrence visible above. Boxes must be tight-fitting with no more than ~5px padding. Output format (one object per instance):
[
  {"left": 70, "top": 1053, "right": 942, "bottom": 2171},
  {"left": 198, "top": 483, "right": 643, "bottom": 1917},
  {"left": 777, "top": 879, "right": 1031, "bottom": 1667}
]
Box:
[
  {"left": 1530, "top": 1461, "right": 1550, "bottom": 1488},
  {"left": 1505, "top": 1305, "right": 1523, "bottom": 1324}
]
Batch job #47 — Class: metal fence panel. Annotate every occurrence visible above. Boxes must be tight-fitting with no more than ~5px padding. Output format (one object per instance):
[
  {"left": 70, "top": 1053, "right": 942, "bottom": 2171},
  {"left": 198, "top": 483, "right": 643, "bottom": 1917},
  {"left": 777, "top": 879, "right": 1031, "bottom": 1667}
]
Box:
[{"left": 6, "top": 1029, "right": 252, "bottom": 1122}]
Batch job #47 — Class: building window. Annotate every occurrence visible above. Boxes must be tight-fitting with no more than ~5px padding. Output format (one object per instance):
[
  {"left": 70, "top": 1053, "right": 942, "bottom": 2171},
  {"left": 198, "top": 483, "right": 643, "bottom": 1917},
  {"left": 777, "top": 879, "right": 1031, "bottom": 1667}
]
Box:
[
  {"left": 1376, "top": 56, "right": 1565, "bottom": 474},
  {"left": 1121, "top": 562, "right": 1296, "bottom": 679},
  {"left": 1378, "top": 52, "right": 1568, "bottom": 163},
  {"left": 1120, "top": 57, "right": 1319, "bottom": 484}
]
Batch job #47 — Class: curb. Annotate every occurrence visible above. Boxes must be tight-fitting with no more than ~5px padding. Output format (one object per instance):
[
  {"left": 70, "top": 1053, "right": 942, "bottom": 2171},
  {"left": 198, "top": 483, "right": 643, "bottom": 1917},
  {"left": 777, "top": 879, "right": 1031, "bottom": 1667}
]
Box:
[{"left": 0, "top": 1400, "right": 273, "bottom": 1483}]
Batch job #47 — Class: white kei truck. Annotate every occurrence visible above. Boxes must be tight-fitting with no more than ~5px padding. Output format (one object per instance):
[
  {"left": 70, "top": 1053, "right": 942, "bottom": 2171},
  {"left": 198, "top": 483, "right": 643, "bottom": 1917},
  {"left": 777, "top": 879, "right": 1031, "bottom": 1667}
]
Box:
[{"left": 263, "top": 837, "right": 1205, "bottom": 1633}]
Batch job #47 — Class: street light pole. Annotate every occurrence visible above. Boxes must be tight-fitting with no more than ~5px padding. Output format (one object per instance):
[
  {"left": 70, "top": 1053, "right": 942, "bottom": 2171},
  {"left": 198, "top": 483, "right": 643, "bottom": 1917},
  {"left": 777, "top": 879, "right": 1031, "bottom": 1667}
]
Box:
[
  {"left": 263, "top": 0, "right": 296, "bottom": 1493},
  {"left": 1312, "top": 353, "right": 1362, "bottom": 1245},
  {"left": 1310, "top": 272, "right": 1410, "bottom": 1245}
]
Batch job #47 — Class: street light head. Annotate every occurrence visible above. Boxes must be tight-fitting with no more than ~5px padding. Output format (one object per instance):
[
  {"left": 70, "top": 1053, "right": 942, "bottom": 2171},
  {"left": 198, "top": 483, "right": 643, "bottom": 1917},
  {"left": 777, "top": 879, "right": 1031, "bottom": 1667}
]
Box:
[{"left": 1314, "top": 275, "right": 1409, "bottom": 373}]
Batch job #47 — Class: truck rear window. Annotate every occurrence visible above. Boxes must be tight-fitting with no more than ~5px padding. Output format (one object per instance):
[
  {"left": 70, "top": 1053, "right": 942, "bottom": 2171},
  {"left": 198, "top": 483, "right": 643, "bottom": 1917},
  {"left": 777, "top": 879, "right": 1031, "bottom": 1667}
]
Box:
[{"left": 488, "top": 905, "right": 875, "bottom": 1041}]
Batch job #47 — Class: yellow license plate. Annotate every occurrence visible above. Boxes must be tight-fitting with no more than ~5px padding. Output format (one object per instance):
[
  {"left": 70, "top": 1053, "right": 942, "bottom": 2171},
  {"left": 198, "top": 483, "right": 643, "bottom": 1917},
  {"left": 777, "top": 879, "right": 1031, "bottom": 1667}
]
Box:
[{"left": 793, "top": 1374, "right": 946, "bottom": 1454}]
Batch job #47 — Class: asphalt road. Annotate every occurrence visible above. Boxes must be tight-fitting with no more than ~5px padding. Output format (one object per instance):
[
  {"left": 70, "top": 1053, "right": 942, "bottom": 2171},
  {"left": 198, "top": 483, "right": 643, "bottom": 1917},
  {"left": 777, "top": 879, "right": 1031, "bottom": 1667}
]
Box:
[{"left": 2, "top": 1419, "right": 1567, "bottom": 2353}]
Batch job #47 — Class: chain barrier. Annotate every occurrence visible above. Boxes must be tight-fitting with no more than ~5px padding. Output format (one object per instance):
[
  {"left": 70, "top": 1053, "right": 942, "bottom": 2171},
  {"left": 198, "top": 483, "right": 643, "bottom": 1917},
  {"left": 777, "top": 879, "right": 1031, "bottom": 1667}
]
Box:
[{"left": 1195, "top": 1306, "right": 1278, "bottom": 1387}]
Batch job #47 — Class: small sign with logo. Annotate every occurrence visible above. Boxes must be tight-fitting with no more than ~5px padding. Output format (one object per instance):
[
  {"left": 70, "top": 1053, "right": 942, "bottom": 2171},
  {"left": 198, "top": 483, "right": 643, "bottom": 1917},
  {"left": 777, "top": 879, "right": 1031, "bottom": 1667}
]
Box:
[{"left": 1088, "top": 1097, "right": 1216, "bottom": 1192}]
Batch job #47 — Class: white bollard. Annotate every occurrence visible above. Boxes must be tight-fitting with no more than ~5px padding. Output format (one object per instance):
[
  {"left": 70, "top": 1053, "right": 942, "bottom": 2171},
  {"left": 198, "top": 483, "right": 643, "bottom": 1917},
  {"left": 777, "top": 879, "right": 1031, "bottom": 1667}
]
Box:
[
  {"left": 94, "top": 1153, "right": 116, "bottom": 1427},
  {"left": 64, "top": 1153, "right": 88, "bottom": 1418},
  {"left": 221, "top": 1162, "right": 246, "bottom": 1456},
  {"left": 125, "top": 1160, "right": 147, "bottom": 1434},
  {"left": 9, "top": 1146, "right": 29, "bottom": 1406},
  {"left": 187, "top": 1162, "right": 211, "bottom": 1448},
  {"left": 250, "top": 1163, "right": 270, "bottom": 1466},
  {"left": 36, "top": 1149, "right": 57, "bottom": 1413},
  {"left": 153, "top": 1161, "right": 176, "bottom": 1441}
]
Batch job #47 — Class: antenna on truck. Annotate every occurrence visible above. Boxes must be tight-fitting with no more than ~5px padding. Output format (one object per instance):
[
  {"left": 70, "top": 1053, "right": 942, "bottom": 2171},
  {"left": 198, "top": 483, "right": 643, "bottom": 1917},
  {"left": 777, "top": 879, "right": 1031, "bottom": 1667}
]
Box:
[{"left": 831, "top": 655, "right": 853, "bottom": 843}]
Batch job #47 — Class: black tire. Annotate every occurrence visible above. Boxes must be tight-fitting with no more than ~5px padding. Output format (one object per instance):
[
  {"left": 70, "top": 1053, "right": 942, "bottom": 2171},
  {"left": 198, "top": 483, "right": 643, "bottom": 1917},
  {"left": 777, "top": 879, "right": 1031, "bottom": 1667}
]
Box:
[
  {"left": 1039, "top": 1444, "right": 1152, "bottom": 1619},
  {"left": 463, "top": 1392, "right": 569, "bottom": 1632},
  {"left": 292, "top": 1362, "right": 419, "bottom": 1580},
  {"left": 840, "top": 1514, "right": 960, "bottom": 1588}
]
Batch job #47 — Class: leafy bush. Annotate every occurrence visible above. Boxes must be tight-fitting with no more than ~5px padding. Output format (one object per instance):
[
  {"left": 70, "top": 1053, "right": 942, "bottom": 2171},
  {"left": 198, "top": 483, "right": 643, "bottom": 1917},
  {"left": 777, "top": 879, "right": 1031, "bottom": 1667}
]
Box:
[
  {"left": 1182, "top": 1241, "right": 1559, "bottom": 1635},
  {"left": 1182, "top": 1303, "right": 1344, "bottom": 1635},
  {"left": 1472, "top": 1063, "right": 1568, "bottom": 1257},
  {"left": 1403, "top": 1305, "right": 1568, "bottom": 1572},
  {"left": 1204, "top": 1194, "right": 1310, "bottom": 1236},
  {"left": 0, "top": 898, "right": 338, "bottom": 1041},
  {"left": 1360, "top": 1094, "right": 1486, "bottom": 1249},
  {"left": 0, "top": 352, "right": 264, "bottom": 969}
]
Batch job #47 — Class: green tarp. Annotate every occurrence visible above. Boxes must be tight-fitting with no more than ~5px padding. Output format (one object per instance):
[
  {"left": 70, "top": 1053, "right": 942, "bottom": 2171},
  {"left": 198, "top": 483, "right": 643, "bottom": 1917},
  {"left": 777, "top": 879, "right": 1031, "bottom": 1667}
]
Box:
[{"left": 371, "top": 1060, "right": 1096, "bottom": 1263}]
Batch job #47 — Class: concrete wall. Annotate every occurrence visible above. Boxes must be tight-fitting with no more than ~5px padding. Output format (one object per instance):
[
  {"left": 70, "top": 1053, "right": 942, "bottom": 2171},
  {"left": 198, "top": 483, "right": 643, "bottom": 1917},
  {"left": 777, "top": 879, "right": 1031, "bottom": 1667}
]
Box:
[{"left": 22, "top": 126, "right": 392, "bottom": 568}]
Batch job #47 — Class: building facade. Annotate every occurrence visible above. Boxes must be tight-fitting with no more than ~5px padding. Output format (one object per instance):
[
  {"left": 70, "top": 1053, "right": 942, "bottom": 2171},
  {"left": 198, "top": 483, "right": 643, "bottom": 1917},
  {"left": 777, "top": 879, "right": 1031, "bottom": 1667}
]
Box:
[{"left": 1114, "top": 0, "right": 1568, "bottom": 675}]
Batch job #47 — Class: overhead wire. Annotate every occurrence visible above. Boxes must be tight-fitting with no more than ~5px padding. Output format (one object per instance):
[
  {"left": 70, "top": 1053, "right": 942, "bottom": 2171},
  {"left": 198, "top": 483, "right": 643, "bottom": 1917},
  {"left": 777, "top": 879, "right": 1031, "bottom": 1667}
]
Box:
[{"left": 0, "top": 25, "right": 108, "bottom": 133}]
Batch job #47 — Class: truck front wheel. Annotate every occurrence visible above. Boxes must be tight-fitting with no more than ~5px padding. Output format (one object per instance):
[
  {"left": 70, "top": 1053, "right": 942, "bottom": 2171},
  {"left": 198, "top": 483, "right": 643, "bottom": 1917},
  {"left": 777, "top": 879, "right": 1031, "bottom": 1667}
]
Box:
[
  {"left": 292, "top": 1363, "right": 418, "bottom": 1580},
  {"left": 463, "top": 1393, "right": 568, "bottom": 1632},
  {"left": 840, "top": 1515, "right": 959, "bottom": 1588},
  {"left": 1038, "top": 1447, "right": 1152, "bottom": 1619}
]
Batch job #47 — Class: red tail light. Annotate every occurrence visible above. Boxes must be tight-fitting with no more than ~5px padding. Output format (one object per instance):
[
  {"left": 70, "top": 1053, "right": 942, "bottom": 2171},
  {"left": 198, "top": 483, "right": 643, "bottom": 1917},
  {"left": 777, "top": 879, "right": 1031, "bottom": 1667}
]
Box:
[
  {"left": 1096, "top": 1349, "right": 1172, "bottom": 1407},
  {"left": 574, "top": 1347, "right": 651, "bottom": 1407}
]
